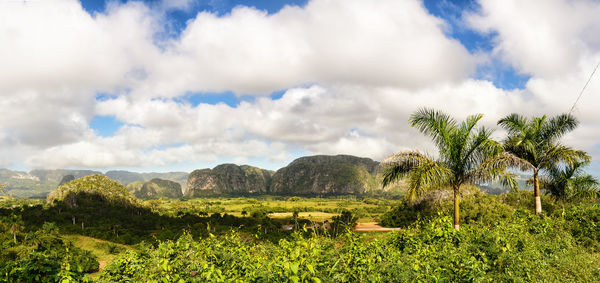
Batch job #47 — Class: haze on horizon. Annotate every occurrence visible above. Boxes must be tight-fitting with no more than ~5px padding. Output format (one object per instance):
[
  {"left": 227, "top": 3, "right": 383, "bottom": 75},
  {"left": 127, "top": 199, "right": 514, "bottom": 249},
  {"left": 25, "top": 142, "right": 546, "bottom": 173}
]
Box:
[{"left": 1, "top": 0, "right": 600, "bottom": 176}]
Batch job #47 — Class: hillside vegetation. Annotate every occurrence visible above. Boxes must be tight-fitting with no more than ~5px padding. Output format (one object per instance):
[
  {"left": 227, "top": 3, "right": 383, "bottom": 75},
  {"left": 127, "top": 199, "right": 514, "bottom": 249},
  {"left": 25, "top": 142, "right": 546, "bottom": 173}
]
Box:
[
  {"left": 47, "top": 174, "right": 141, "bottom": 208},
  {"left": 127, "top": 178, "right": 183, "bottom": 199}
]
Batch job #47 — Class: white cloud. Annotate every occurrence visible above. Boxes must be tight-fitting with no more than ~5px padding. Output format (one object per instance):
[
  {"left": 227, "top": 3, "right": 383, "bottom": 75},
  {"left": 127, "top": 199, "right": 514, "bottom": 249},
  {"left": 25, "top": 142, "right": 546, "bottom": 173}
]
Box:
[
  {"left": 0, "top": 0, "right": 160, "bottom": 167},
  {"left": 467, "top": 0, "right": 600, "bottom": 164},
  {"left": 2, "top": 0, "right": 600, "bottom": 175},
  {"left": 138, "top": 0, "right": 475, "bottom": 96},
  {"left": 468, "top": 0, "right": 600, "bottom": 78}
]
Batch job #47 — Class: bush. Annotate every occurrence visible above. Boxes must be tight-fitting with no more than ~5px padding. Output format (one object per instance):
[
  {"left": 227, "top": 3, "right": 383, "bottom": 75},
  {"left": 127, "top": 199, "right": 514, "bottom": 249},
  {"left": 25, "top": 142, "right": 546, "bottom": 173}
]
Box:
[{"left": 0, "top": 222, "right": 98, "bottom": 282}]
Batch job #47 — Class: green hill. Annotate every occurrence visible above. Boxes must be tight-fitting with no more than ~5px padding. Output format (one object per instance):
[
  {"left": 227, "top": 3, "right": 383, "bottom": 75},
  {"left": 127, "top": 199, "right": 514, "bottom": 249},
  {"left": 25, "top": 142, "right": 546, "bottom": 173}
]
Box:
[
  {"left": 126, "top": 178, "right": 183, "bottom": 199},
  {"left": 47, "top": 175, "right": 140, "bottom": 208}
]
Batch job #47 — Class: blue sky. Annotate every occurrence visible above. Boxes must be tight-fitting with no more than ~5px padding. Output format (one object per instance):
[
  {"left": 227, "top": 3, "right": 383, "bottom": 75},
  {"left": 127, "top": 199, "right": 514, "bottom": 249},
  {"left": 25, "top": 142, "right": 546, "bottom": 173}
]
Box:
[{"left": 1, "top": 0, "right": 599, "bottom": 174}]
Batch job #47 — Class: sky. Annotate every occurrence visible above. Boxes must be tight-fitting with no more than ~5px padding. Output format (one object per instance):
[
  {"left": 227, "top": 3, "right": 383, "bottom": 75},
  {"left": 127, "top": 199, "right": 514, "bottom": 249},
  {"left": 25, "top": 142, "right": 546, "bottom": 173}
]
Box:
[{"left": 1, "top": 0, "right": 600, "bottom": 174}]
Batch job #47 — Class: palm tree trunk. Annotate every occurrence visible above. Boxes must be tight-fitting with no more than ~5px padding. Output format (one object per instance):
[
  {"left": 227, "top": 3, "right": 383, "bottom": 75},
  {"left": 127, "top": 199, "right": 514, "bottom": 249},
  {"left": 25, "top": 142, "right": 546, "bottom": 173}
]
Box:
[
  {"left": 453, "top": 185, "right": 460, "bottom": 230},
  {"left": 534, "top": 169, "right": 542, "bottom": 215}
]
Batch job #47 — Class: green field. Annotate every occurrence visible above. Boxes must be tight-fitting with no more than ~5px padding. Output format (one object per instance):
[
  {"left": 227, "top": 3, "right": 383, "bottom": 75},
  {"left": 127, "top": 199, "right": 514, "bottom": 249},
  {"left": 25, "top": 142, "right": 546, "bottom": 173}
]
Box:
[{"left": 145, "top": 196, "right": 401, "bottom": 222}]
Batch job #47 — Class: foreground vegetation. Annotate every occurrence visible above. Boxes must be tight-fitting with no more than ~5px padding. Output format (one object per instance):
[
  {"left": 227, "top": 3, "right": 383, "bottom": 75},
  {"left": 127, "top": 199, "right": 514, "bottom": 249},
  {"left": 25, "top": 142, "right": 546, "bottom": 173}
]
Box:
[
  {"left": 1, "top": 191, "right": 599, "bottom": 282},
  {"left": 101, "top": 206, "right": 600, "bottom": 282}
]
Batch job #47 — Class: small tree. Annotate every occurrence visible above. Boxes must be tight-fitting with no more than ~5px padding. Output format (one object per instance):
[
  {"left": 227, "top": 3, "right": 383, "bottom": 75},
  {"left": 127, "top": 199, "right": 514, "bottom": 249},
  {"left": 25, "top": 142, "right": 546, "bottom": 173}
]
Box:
[
  {"left": 292, "top": 210, "right": 299, "bottom": 230},
  {"left": 382, "top": 108, "right": 518, "bottom": 230},
  {"left": 6, "top": 213, "right": 24, "bottom": 244},
  {"left": 540, "top": 160, "right": 599, "bottom": 200}
]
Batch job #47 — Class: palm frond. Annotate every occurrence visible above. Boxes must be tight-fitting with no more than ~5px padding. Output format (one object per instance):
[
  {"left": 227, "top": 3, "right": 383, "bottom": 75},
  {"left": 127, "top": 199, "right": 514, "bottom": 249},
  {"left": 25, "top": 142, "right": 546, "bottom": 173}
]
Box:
[
  {"left": 381, "top": 151, "right": 432, "bottom": 188},
  {"left": 543, "top": 145, "right": 590, "bottom": 168},
  {"left": 409, "top": 108, "right": 456, "bottom": 153},
  {"left": 381, "top": 151, "right": 453, "bottom": 201},
  {"left": 498, "top": 113, "right": 527, "bottom": 136},
  {"left": 540, "top": 158, "right": 599, "bottom": 200},
  {"left": 466, "top": 152, "right": 526, "bottom": 191},
  {"left": 540, "top": 114, "right": 578, "bottom": 143}
]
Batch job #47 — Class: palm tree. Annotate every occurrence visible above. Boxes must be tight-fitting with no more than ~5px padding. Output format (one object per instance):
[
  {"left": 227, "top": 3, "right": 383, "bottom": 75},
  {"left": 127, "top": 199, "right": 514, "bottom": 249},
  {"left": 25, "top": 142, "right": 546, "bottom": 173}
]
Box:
[
  {"left": 6, "top": 213, "right": 24, "bottom": 244},
  {"left": 498, "top": 113, "right": 589, "bottom": 214},
  {"left": 540, "top": 160, "right": 599, "bottom": 200},
  {"left": 382, "top": 108, "right": 517, "bottom": 230}
]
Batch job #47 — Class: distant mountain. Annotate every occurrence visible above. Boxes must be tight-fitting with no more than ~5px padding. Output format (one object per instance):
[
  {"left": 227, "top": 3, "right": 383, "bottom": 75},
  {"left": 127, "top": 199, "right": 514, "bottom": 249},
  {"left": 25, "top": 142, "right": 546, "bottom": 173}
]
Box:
[
  {"left": 0, "top": 169, "right": 188, "bottom": 199},
  {"left": 30, "top": 169, "right": 101, "bottom": 183},
  {"left": 58, "top": 175, "right": 75, "bottom": 187},
  {"left": 185, "top": 164, "right": 273, "bottom": 196},
  {"left": 0, "top": 169, "right": 100, "bottom": 199},
  {"left": 105, "top": 170, "right": 188, "bottom": 188},
  {"left": 127, "top": 178, "right": 183, "bottom": 199}
]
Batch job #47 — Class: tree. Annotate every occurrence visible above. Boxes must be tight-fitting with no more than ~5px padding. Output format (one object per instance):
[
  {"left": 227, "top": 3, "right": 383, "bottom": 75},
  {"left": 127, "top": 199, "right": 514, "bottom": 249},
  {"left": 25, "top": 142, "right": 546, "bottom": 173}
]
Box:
[
  {"left": 382, "top": 108, "right": 517, "bottom": 230},
  {"left": 540, "top": 160, "right": 599, "bottom": 200},
  {"left": 6, "top": 213, "right": 24, "bottom": 244},
  {"left": 498, "top": 113, "right": 589, "bottom": 214},
  {"left": 292, "top": 210, "right": 299, "bottom": 230}
]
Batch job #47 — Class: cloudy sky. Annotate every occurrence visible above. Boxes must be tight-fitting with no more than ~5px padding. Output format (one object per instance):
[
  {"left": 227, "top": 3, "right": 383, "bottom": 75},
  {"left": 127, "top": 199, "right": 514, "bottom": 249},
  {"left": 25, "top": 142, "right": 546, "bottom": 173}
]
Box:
[{"left": 1, "top": 0, "right": 600, "bottom": 174}]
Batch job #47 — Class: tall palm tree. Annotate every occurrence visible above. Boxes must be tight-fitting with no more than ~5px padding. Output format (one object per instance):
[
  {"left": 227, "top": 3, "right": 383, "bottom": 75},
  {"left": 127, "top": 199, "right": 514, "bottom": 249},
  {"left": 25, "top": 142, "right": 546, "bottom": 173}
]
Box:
[
  {"left": 540, "top": 160, "right": 599, "bottom": 200},
  {"left": 498, "top": 113, "right": 589, "bottom": 214},
  {"left": 382, "top": 108, "right": 517, "bottom": 230}
]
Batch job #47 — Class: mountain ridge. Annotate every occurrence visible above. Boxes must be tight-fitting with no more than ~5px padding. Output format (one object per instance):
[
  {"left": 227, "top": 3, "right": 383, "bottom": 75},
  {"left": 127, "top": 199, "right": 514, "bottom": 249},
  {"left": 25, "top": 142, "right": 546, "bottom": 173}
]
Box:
[{"left": 0, "top": 154, "right": 522, "bottom": 198}]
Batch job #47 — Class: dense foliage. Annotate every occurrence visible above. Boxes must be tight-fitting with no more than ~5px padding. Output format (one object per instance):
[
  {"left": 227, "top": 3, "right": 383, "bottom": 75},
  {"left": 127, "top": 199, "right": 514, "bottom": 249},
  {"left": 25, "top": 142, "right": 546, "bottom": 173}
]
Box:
[
  {"left": 0, "top": 222, "right": 98, "bottom": 282},
  {"left": 1, "top": 190, "right": 599, "bottom": 281},
  {"left": 100, "top": 201, "right": 600, "bottom": 282}
]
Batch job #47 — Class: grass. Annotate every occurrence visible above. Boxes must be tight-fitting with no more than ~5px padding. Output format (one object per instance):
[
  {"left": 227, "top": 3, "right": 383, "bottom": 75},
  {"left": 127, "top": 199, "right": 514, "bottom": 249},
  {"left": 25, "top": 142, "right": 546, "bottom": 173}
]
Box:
[{"left": 64, "top": 234, "right": 131, "bottom": 277}]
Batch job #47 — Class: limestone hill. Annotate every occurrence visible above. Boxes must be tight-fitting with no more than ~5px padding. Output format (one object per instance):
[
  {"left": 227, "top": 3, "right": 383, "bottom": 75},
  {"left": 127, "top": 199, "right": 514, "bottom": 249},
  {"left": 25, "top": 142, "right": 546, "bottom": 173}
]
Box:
[
  {"left": 185, "top": 164, "right": 273, "bottom": 196},
  {"left": 47, "top": 175, "right": 140, "bottom": 208},
  {"left": 126, "top": 178, "right": 183, "bottom": 199},
  {"left": 270, "top": 155, "right": 380, "bottom": 195}
]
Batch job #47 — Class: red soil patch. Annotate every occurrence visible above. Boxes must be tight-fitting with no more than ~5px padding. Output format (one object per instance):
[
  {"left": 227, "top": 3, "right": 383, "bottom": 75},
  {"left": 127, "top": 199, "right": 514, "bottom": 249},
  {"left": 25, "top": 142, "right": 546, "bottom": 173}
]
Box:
[{"left": 354, "top": 222, "right": 401, "bottom": 232}]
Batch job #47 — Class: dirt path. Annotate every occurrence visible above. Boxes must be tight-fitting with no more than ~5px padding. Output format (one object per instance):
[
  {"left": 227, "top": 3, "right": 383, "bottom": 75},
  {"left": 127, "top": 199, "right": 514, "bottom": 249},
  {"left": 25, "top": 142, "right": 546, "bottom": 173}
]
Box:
[{"left": 354, "top": 222, "right": 401, "bottom": 232}]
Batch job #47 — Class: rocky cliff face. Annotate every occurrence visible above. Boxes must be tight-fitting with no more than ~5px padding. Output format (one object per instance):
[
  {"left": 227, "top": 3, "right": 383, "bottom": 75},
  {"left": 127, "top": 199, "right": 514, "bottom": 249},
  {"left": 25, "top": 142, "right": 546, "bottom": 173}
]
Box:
[
  {"left": 185, "top": 164, "right": 273, "bottom": 196},
  {"left": 270, "top": 155, "right": 380, "bottom": 195},
  {"left": 127, "top": 178, "right": 183, "bottom": 199},
  {"left": 184, "top": 155, "right": 387, "bottom": 197}
]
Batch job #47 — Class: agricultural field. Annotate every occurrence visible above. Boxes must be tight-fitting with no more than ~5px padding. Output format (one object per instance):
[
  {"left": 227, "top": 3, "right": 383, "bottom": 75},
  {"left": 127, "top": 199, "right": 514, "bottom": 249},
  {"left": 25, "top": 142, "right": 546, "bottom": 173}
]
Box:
[{"left": 146, "top": 196, "right": 402, "bottom": 223}]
